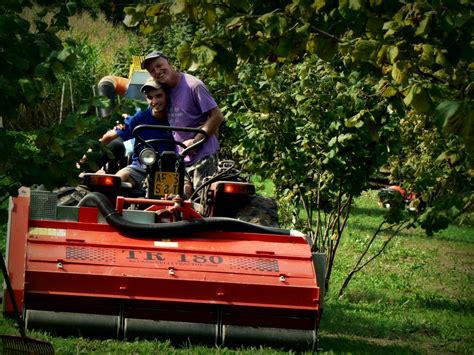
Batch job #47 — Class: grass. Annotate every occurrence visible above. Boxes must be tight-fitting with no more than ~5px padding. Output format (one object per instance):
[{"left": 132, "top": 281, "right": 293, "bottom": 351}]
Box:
[
  {"left": 322, "top": 190, "right": 473, "bottom": 354},
  {"left": 67, "top": 12, "right": 147, "bottom": 70},
  {"left": 21, "top": 8, "right": 143, "bottom": 71},
  {"left": 0, "top": 192, "right": 472, "bottom": 354}
]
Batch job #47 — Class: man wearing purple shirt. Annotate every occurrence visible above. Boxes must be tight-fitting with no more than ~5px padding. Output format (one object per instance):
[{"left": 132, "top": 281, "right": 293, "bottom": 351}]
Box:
[{"left": 141, "top": 50, "right": 225, "bottom": 198}]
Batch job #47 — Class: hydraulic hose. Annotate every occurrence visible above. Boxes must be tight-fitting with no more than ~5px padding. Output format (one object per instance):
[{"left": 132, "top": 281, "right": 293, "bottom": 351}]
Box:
[{"left": 78, "top": 192, "right": 291, "bottom": 238}]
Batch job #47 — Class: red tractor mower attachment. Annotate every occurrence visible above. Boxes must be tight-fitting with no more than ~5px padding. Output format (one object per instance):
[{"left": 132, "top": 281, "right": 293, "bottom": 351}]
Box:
[{"left": 4, "top": 186, "right": 323, "bottom": 350}]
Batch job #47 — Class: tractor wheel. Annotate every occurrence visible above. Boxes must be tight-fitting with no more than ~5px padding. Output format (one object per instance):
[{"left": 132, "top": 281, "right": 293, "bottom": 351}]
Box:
[{"left": 236, "top": 195, "right": 279, "bottom": 227}]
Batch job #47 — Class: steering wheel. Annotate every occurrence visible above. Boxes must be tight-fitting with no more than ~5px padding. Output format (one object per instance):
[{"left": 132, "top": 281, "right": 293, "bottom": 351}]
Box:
[{"left": 132, "top": 124, "right": 208, "bottom": 157}]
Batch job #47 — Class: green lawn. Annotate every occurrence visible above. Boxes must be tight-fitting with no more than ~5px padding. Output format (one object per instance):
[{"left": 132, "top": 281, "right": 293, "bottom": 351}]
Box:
[
  {"left": 0, "top": 191, "right": 472, "bottom": 354},
  {"left": 321, "top": 190, "right": 473, "bottom": 354}
]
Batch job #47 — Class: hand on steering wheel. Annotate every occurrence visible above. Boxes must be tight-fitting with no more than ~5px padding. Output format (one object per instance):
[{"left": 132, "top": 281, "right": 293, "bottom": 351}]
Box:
[{"left": 183, "top": 138, "right": 198, "bottom": 156}]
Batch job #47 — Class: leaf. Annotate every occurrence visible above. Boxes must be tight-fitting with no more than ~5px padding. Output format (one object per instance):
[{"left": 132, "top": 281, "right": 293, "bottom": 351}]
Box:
[
  {"left": 435, "top": 50, "right": 448, "bottom": 66},
  {"left": 314, "top": 36, "right": 337, "bottom": 60},
  {"left": 188, "top": 61, "right": 200, "bottom": 71},
  {"left": 77, "top": 103, "right": 89, "bottom": 115},
  {"left": 346, "top": 110, "right": 367, "bottom": 128},
  {"left": 258, "top": 12, "right": 287, "bottom": 38},
  {"left": 123, "top": 6, "right": 137, "bottom": 15},
  {"left": 177, "top": 43, "right": 192, "bottom": 69},
  {"left": 264, "top": 65, "right": 277, "bottom": 79},
  {"left": 352, "top": 39, "right": 380, "bottom": 64},
  {"left": 139, "top": 23, "right": 155, "bottom": 35},
  {"left": 123, "top": 13, "right": 140, "bottom": 28},
  {"left": 337, "top": 133, "right": 353, "bottom": 146},
  {"left": 146, "top": 4, "right": 165, "bottom": 16},
  {"left": 192, "top": 45, "right": 217, "bottom": 65},
  {"left": 434, "top": 100, "right": 472, "bottom": 142},
  {"left": 275, "top": 37, "right": 292, "bottom": 57},
  {"left": 56, "top": 47, "right": 76, "bottom": 67},
  {"left": 306, "top": 33, "right": 318, "bottom": 54},
  {"left": 403, "top": 84, "right": 433, "bottom": 114},
  {"left": 18, "top": 78, "right": 35, "bottom": 102},
  {"left": 435, "top": 150, "right": 460, "bottom": 165},
  {"left": 203, "top": 9, "right": 217, "bottom": 27},
  {"left": 382, "top": 20, "right": 401, "bottom": 37},
  {"left": 391, "top": 60, "right": 411, "bottom": 84},
  {"left": 313, "top": 0, "right": 326, "bottom": 12},
  {"left": 370, "top": 0, "right": 382, "bottom": 6},
  {"left": 294, "top": 94, "right": 306, "bottom": 102},
  {"left": 226, "top": 16, "right": 245, "bottom": 30},
  {"left": 415, "top": 16, "right": 430, "bottom": 36},
  {"left": 419, "top": 44, "right": 435, "bottom": 66},
  {"left": 388, "top": 46, "right": 399, "bottom": 64},
  {"left": 92, "top": 95, "right": 109, "bottom": 108},
  {"left": 377, "top": 80, "right": 398, "bottom": 98},
  {"left": 51, "top": 141, "right": 65, "bottom": 158},
  {"left": 122, "top": 6, "right": 145, "bottom": 28},
  {"left": 434, "top": 101, "right": 462, "bottom": 131},
  {"left": 170, "top": 0, "right": 186, "bottom": 15},
  {"left": 349, "top": 0, "right": 362, "bottom": 11}
]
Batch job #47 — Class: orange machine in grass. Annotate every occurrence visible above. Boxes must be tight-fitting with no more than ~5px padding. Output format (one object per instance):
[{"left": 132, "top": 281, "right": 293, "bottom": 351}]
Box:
[{"left": 3, "top": 124, "right": 325, "bottom": 351}]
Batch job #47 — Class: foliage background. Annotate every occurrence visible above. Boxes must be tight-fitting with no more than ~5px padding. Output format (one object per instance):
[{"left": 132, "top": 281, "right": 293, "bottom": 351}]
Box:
[{"left": 0, "top": 1, "right": 472, "bottom": 353}]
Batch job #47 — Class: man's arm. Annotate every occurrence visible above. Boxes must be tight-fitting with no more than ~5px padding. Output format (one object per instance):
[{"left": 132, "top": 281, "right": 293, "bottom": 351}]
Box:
[
  {"left": 100, "top": 129, "right": 119, "bottom": 145},
  {"left": 193, "top": 106, "right": 224, "bottom": 143}
]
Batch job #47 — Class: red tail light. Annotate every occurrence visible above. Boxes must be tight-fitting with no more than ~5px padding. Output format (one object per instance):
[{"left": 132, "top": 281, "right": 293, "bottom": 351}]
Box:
[
  {"left": 224, "top": 184, "right": 235, "bottom": 193},
  {"left": 90, "top": 175, "right": 117, "bottom": 186},
  {"left": 103, "top": 176, "right": 115, "bottom": 186},
  {"left": 82, "top": 173, "right": 121, "bottom": 190},
  {"left": 223, "top": 183, "right": 251, "bottom": 194}
]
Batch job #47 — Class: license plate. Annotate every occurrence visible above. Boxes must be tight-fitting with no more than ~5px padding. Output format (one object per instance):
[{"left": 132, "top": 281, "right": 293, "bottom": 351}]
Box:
[{"left": 153, "top": 172, "right": 179, "bottom": 196}]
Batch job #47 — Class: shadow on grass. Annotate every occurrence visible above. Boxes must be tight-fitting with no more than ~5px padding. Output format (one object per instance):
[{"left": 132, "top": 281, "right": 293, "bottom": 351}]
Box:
[
  {"left": 318, "top": 301, "right": 421, "bottom": 354},
  {"left": 321, "top": 302, "right": 396, "bottom": 336},
  {"left": 319, "top": 334, "right": 419, "bottom": 354},
  {"left": 351, "top": 206, "right": 388, "bottom": 218},
  {"left": 350, "top": 206, "right": 474, "bottom": 244},
  {"left": 402, "top": 295, "right": 474, "bottom": 313}
]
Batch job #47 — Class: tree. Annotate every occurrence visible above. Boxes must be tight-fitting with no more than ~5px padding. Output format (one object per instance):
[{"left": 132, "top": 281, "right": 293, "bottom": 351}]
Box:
[{"left": 0, "top": 1, "right": 115, "bottom": 200}]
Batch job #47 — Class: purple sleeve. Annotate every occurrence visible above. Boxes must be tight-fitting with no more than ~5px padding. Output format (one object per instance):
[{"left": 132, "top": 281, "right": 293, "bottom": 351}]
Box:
[{"left": 193, "top": 81, "right": 217, "bottom": 114}]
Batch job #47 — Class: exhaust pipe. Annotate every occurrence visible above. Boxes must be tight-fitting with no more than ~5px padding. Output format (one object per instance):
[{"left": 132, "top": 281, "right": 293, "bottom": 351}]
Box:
[{"left": 97, "top": 76, "right": 130, "bottom": 117}]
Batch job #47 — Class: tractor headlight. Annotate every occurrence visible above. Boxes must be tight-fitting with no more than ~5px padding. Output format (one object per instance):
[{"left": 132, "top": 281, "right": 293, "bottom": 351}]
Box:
[{"left": 139, "top": 148, "right": 157, "bottom": 166}]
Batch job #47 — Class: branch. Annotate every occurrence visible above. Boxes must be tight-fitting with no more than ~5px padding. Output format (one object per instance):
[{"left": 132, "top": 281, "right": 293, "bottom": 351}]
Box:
[
  {"left": 353, "top": 221, "right": 407, "bottom": 273},
  {"left": 325, "top": 186, "right": 352, "bottom": 288},
  {"left": 285, "top": 13, "right": 342, "bottom": 43},
  {"left": 337, "top": 219, "right": 409, "bottom": 298},
  {"left": 415, "top": 65, "right": 450, "bottom": 86},
  {"left": 314, "top": 176, "right": 324, "bottom": 251}
]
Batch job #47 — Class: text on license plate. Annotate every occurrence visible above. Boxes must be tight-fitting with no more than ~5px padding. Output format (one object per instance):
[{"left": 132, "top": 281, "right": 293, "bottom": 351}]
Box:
[{"left": 154, "top": 172, "right": 179, "bottom": 195}]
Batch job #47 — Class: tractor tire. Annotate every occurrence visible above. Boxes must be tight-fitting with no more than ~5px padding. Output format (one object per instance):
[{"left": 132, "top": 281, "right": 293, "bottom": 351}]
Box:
[{"left": 235, "top": 195, "right": 279, "bottom": 227}]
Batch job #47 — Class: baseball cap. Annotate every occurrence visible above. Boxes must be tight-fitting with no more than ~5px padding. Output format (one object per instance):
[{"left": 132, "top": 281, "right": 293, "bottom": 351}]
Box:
[
  {"left": 141, "top": 50, "right": 169, "bottom": 69},
  {"left": 140, "top": 77, "right": 163, "bottom": 93}
]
